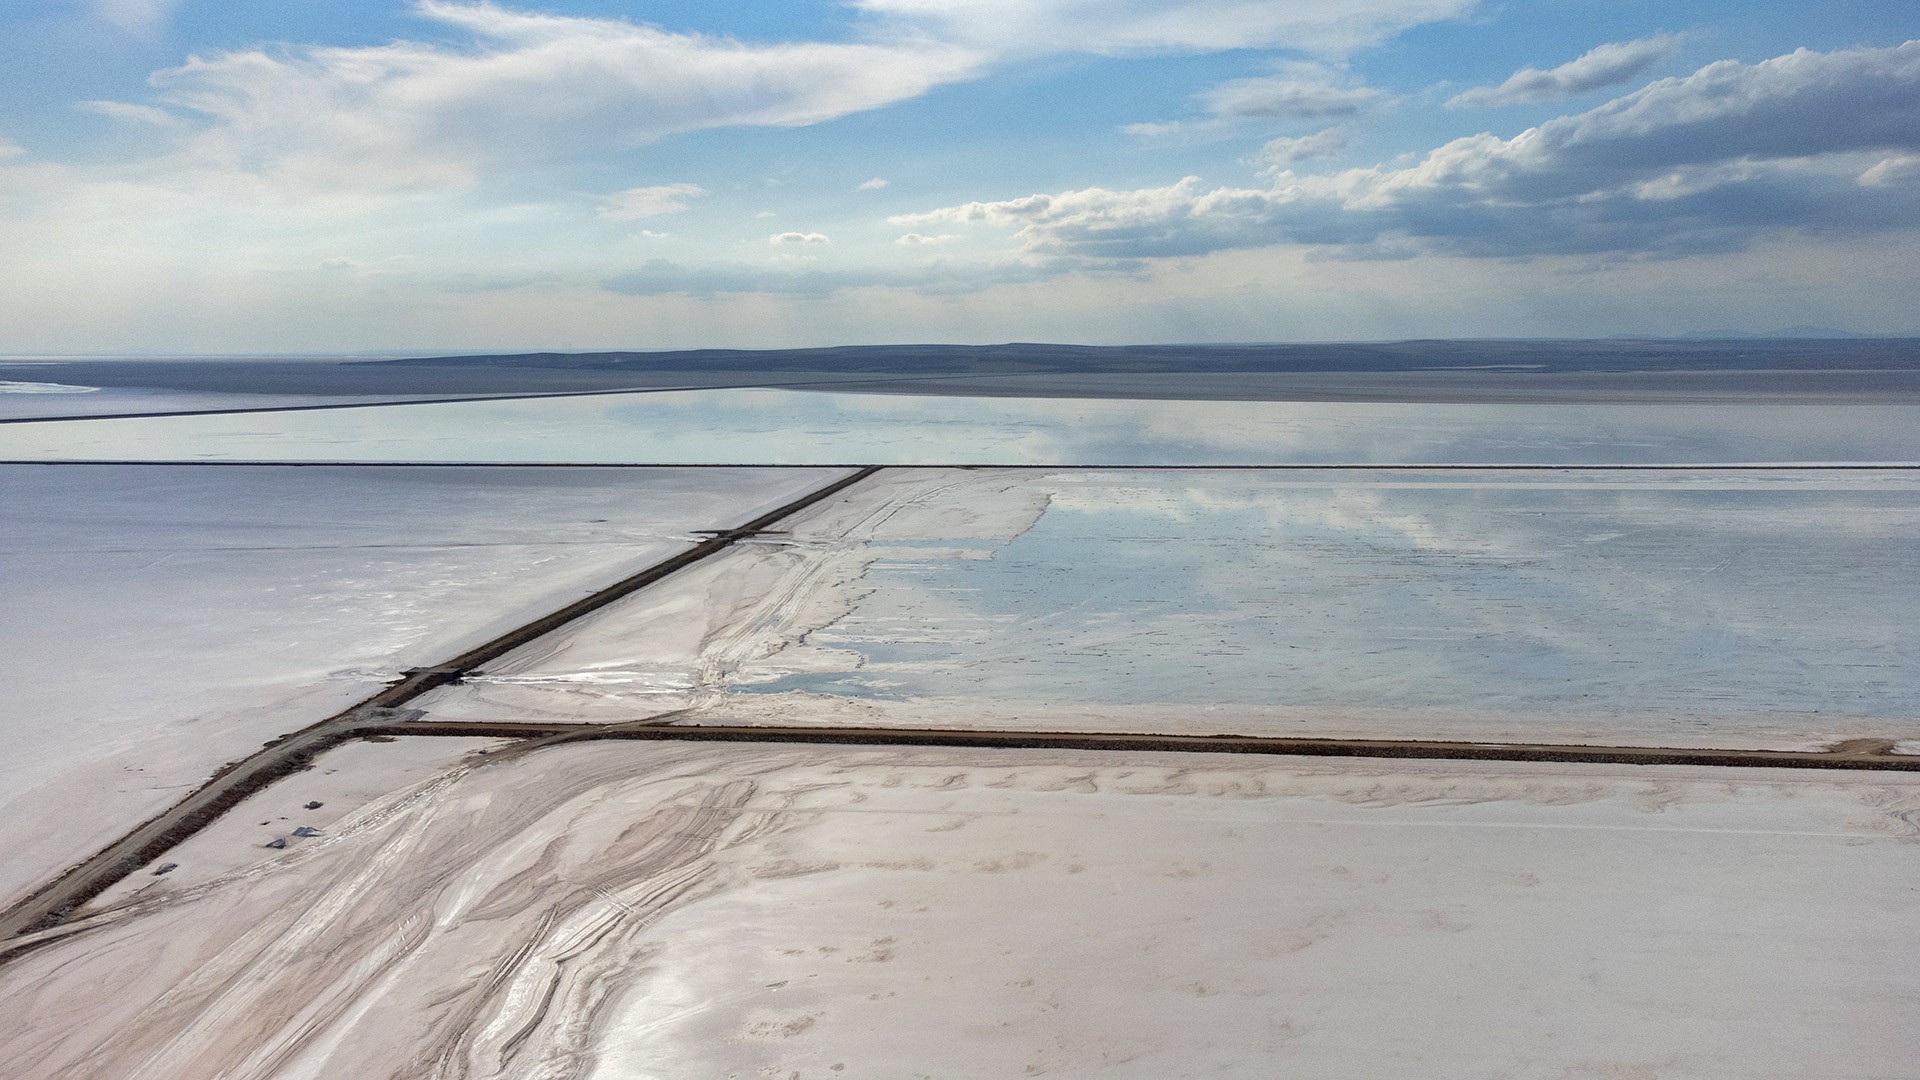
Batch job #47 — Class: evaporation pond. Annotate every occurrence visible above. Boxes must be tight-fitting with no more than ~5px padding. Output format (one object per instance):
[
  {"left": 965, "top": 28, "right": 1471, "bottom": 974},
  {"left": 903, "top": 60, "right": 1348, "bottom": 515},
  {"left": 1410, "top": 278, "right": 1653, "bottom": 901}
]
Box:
[
  {"left": 663, "top": 468, "right": 1920, "bottom": 748},
  {"left": 4, "top": 388, "right": 1919, "bottom": 463}
]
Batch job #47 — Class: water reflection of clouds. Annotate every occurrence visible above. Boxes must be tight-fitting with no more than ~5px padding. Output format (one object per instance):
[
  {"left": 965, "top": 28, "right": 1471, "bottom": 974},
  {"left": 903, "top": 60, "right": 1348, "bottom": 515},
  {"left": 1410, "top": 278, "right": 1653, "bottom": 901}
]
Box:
[
  {"left": 1050, "top": 479, "right": 1473, "bottom": 554},
  {"left": 743, "top": 470, "right": 1920, "bottom": 728},
  {"left": 3, "top": 389, "right": 1919, "bottom": 463}
]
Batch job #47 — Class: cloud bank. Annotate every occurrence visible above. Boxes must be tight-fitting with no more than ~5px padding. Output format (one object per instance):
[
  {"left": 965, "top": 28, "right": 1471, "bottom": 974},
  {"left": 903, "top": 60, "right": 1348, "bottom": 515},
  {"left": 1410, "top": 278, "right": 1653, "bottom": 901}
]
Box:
[
  {"left": 904, "top": 42, "right": 1920, "bottom": 262},
  {"left": 69, "top": 0, "right": 1485, "bottom": 197}
]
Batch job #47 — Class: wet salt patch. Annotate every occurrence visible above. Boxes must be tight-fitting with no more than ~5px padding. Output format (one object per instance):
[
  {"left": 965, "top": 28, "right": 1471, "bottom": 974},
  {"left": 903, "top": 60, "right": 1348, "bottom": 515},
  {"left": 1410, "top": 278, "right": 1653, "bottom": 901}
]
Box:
[
  {"left": 85, "top": 737, "right": 508, "bottom": 910},
  {"left": 418, "top": 467, "right": 1920, "bottom": 752},
  {"left": 726, "top": 468, "right": 1920, "bottom": 727},
  {"left": 3, "top": 387, "right": 1920, "bottom": 463},
  {"left": 0, "top": 380, "right": 99, "bottom": 394},
  {"left": 0, "top": 463, "right": 851, "bottom": 909},
  {"left": 465, "top": 669, "right": 700, "bottom": 694}
]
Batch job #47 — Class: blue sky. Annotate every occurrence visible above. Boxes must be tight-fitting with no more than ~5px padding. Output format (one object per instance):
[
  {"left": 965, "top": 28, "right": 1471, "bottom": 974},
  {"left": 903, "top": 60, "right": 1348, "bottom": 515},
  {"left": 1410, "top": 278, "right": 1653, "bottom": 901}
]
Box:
[{"left": 0, "top": 0, "right": 1915, "bottom": 352}]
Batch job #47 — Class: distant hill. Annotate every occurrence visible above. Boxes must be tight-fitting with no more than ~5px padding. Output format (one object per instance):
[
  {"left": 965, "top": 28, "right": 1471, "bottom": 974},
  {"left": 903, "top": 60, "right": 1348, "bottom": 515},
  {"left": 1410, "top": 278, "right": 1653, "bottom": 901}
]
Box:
[
  {"left": 387, "top": 338, "right": 1920, "bottom": 376},
  {"left": 1672, "top": 327, "right": 1873, "bottom": 341}
]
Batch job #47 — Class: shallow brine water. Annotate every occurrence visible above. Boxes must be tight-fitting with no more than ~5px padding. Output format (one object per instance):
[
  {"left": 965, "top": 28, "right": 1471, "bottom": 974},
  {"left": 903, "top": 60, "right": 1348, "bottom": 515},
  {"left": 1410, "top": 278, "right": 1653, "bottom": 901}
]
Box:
[
  {"left": 3, "top": 388, "right": 1918, "bottom": 464},
  {"left": 415, "top": 467, "right": 1920, "bottom": 750},
  {"left": 739, "top": 470, "right": 1920, "bottom": 723}
]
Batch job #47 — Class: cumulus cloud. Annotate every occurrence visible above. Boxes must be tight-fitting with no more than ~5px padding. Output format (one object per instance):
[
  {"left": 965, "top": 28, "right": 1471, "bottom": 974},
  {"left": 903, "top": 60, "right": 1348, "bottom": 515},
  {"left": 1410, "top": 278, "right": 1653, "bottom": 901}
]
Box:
[
  {"left": 848, "top": 0, "right": 1476, "bottom": 57},
  {"left": 857, "top": 177, "right": 891, "bottom": 190},
  {"left": 901, "top": 42, "right": 1920, "bottom": 262},
  {"left": 598, "top": 183, "right": 706, "bottom": 219},
  {"left": 1449, "top": 34, "right": 1683, "bottom": 107},
  {"left": 1249, "top": 128, "right": 1349, "bottom": 172},
  {"left": 897, "top": 232, "right": 959, "bottom": 244},
  {"left": 770, "top": 231, "right": 830, "bottom": 244},
  {"left": 0, "top": 140, "right": 23, "bottom": 163}
]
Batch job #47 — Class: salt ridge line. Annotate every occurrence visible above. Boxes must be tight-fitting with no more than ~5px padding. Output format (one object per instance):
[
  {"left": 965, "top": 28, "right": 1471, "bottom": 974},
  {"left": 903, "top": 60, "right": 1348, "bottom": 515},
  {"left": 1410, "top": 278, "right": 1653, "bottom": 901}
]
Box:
[
  {"left": 7, "top": 461, "right": 1920, "bottom": 470},
  {"left": 384, "top": 721, "right": 1920, "bottom": 771},
  {"left": 0, "top": 466, "right": 884, "bottom": 947}
]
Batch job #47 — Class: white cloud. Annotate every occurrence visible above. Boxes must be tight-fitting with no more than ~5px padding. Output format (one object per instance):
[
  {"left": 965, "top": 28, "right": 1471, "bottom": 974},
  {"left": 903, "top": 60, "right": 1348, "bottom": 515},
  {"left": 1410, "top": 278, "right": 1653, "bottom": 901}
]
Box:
[
  {"left": 902, "top": 42, "right": 1920, "bottom": 262},
  {"left": 1449, "top": 34, "right": 1683, "bottom": 107},
  {"left": 75, "top": 101, "right": 187, "bottom": 127},
  {"left": 96, "top": 1, "right": 981, "bottom": 194},
  {"left": 1127, "top": 62, "right": 1386, "bottom": 138},
  {"left": 57, "top": 0, "right": 1481, "bottom": 203},
  {"left": 600, "top": 255, "right": 1050, "bottom": 297},
  {"left": 599, "top": 183, "right": 706, "bottom": 219},
  {"left": 1200, "top": 62, "right": 1388, "bottom": 119},
  {"left": 318, "top": 256, "right": 358, "bottom": 271},
  {"left": 848, "top": 0, "right": 1477, "bottom": 57},
  {"left": 897, "top": 232, "right": 959, "bottom": 244},
  {"left": 94, "top": 0, "right": 178, "bottom": 36},
  {"left": 857, "top": 177, "right": 891, "bottom": 190},
  {"left": 0, "top": 140, "right": 23, "bottom": 163},
  {"left": 1860, "top": 154, "right": 1920, "bottom": 186},
  {"left": 1249, "top": 129, "right": 1349, "bottom": 173},
  {"left": 771, "top": 231, "right": 830, "bottom": 244},
  {"left": 636, "top": 229, "right": 672, "bottom": 238},
  {"left": 755, "top": 210, "right": 778, "bottom": 218}
]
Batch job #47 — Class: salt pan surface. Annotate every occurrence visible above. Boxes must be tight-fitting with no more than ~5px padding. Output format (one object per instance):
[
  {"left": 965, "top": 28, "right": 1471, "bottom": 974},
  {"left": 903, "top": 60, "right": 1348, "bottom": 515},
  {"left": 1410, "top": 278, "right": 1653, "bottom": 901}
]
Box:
[
  {"left": 2, "top": 388, "right": 1918, "bottom": 463},
  {"left": 422, "top": 468, "right": 1920, "bottom": 751},
  {"left": 4, "top": 743, "right": 1914, "bottom": 1079},
  {"left": 0, "top": 463, "right": 846, "bottom": 907}
]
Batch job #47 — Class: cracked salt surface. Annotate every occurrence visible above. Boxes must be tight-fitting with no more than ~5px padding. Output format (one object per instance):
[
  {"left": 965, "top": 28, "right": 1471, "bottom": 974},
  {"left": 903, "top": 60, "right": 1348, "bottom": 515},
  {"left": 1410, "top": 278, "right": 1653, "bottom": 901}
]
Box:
[{"left": 421, "top": 468, "right": 1920, "bottom": 752}]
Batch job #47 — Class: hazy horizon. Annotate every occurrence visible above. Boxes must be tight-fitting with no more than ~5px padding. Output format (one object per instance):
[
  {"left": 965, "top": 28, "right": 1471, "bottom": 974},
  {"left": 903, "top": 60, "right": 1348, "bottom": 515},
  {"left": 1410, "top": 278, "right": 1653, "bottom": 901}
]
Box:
[{"left": 1, "top": 2, "right": 1916, "bottom": 353}]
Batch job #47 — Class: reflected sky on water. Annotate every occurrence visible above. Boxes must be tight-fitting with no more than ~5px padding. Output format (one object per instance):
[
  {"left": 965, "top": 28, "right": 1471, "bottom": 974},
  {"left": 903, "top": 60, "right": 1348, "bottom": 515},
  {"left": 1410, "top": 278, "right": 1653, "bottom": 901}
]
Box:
[
  {"left": 738, "top": 470, "right": 1920, "bottom": 732},
  {"left": 3, "top": 387, "right": 1919, "bottom": 464}
]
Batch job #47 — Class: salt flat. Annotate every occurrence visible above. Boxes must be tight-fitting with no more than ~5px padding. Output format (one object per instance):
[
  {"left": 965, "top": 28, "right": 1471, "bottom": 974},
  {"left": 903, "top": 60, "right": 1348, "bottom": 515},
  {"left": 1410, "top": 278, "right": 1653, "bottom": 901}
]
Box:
[
  {"left": 4, "top": 743, "right": 1914, "bottom": 1079},
  {"left": 0, "top": 382, "right": 445, "bottom": 421},
  {"left": 4, "top": 388, "right": 1919, "bottom": 464},
  {"left": 420, "top": 468, "right": 1920, "bottom": 751},
  {"left": 0, "top": 464, "right": 847, "bottom": 908}
]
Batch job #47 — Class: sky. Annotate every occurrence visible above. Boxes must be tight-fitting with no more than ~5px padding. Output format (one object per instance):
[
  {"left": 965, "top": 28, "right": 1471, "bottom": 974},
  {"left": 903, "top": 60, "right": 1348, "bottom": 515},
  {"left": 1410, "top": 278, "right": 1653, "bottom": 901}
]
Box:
[{"left": 0, "top": 0, "right": 1916, "bottom": 353}]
